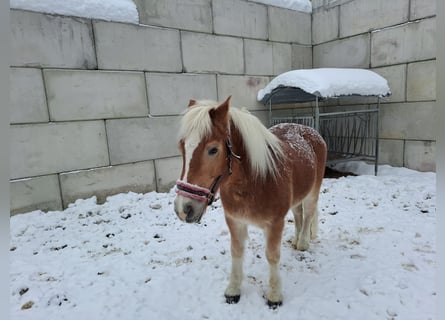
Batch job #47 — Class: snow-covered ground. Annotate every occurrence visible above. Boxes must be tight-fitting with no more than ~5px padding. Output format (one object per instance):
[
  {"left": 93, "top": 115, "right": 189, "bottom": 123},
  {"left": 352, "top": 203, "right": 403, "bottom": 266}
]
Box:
[{"left": 10, "top": 162, "right": 436, "bottom": 319}]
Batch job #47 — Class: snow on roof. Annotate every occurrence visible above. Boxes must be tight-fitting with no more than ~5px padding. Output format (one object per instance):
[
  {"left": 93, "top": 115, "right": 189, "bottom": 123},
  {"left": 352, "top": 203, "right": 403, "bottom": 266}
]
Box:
[
  {"left": 10, "top": 0, "right": 139, "bottom": 24},
  {"left": 257, "top": 68, "right": 391, "bottom": 102},
  {"left": 250, "top": 0, "right": 312, "bottom": 13}
]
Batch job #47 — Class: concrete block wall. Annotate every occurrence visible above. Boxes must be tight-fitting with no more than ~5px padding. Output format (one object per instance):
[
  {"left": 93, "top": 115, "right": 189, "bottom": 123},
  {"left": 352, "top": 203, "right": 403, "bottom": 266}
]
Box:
[
  {"left": 9, "top": 1, "right": 312, "bottom": 215},
  {"left": 312, "top": 0, "right": 436, "bottom": 172},
  {"left": 10, "top": 0, "right": 437, "bottom": 215}
]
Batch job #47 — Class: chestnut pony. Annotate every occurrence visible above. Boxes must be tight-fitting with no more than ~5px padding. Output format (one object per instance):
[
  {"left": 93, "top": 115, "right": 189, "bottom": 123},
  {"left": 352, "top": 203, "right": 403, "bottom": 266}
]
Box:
[{"left": 174, "top": 97, "right": 327, "bottom": 307}]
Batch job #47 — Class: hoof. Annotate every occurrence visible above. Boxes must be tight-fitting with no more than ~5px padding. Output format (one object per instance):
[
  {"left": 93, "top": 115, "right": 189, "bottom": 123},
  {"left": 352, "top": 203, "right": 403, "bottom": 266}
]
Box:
[
  {"left": 225, "top": 294, "right": 240, "bottom": 304},
  {"left": 296, "top": 240, "right": 309, "bottom": 251},
  {"left": 267, "top": 299, "right": 282, "bottom": 309}
]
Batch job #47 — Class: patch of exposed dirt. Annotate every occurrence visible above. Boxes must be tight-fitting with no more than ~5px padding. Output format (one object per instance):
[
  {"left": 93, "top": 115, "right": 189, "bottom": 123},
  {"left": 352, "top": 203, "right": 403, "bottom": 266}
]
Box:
[{"left": 324, "top": 167, "right": 357, "bottom": 179}]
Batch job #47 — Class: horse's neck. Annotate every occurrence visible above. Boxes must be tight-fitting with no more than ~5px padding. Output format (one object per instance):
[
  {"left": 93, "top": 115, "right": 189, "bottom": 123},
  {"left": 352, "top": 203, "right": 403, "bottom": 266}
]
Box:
[{"left": 220, "top": 123, "right": 273, "bottom": 214}]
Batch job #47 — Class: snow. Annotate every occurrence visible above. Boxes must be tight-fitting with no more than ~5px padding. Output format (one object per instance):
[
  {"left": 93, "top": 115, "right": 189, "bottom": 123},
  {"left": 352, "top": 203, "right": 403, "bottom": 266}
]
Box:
[
  {"left": 10, "top": 163, "right": 436, "bottom": 319},
  {"left": 10, "top": 0, "right": 139, "bottom": 24},
  {"left": 9, "top": 0, "right": 312, "bottom": 23},
  {"left": 257, "top": 68, "right": 392, "bottom": 101},
  {"left": 250, "top": 0, "right": 312, "bottom": 13}
]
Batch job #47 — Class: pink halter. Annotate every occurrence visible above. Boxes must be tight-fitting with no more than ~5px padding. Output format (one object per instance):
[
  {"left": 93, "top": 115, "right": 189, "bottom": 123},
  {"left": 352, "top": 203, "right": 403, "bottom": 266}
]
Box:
[{"left": 176, "top": 180, "right": 212, "bottom": 203}]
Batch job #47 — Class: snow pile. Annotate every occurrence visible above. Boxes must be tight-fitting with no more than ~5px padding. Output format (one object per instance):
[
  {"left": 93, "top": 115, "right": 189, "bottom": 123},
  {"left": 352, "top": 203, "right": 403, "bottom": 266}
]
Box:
[
  {"left": 257, "top": 68, "right": 391, "bottom": 101},
  {"left": 10, "top": 163, "right": 436, "bottom": 319},
  {"left": 10, "top": 0, "right": 139, "bottom": 24},
  {"left": 250, "top": 0, "right": 312, "bottom": 13}
]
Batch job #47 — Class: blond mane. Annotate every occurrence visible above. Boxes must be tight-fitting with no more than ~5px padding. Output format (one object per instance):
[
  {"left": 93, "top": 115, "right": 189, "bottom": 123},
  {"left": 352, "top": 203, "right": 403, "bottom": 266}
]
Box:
[{"left": 179, "top": 100, "right": 284, "bottom": 178}]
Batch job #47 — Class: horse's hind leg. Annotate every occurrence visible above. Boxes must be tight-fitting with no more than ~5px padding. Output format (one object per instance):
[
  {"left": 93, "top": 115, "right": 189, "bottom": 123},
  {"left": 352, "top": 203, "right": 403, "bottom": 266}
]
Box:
[
  {"left": 310, "top": 207, "right": 318, "bottom": 240},
  {"left": 224, "top": 216, "right": 247, "bottom": 304},
  {"left": 291, "top": 204, "right": 303, "bottom": 248},
  {"left": 296, "top": 192, "right": 319, "bottom": 251}
]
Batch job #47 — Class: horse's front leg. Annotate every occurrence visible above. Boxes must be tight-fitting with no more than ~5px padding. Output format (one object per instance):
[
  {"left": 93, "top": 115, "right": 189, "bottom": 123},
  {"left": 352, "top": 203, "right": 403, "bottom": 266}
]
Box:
[
  {"left": 264, "top": 219, "right": 285, "bottom": 308},
  {"left": 224, "top": 215, "right": 247, "bottom": 304}
]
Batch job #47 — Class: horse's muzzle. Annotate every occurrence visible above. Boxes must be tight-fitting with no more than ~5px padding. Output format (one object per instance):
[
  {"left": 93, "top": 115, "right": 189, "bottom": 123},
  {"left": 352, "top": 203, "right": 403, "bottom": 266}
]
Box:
[{"left": 174, "top": 180, "right": 209, "bottom": 223}]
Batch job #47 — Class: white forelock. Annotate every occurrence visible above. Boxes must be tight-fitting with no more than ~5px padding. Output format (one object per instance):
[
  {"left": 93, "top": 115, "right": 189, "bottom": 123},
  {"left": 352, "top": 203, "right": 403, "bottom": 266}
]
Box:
[{"left": 179, "top": 100, "right": 284, "bottom": 179}]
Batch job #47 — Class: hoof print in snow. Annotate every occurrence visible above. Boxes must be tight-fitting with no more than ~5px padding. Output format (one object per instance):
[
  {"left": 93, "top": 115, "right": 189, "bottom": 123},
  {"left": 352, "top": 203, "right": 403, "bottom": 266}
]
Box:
[
  {"left": 48, "top": 294, "right": 69, "bottom": 306},
  {"left": 150, "top": 204, "right": 162, "bottom": 210},
  {"left": 50, "top": 244, "right": 68, "bottom": 251},
  {"left": 19, "top": 287, "right": 29, "bottom": 296},
  {"left": 120, "top": 213, "right": 131, "bottom": 219},
  {"left": 225, "top": 294, "right": 240, "bottom": 304}
]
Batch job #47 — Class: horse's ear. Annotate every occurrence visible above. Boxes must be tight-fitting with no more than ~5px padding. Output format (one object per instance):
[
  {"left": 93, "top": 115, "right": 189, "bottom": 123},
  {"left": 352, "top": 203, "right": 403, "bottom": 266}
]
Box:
[
  {"left": 188, "top": 99, "right": 197, "bottom": 107},
  {"left": 210, "top": 96, "right": 231, "bottom": 126}
]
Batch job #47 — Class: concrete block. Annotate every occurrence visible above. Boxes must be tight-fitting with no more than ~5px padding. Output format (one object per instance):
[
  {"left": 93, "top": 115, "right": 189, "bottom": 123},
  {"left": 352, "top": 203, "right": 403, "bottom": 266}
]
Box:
[
  {"left": 410, "top": 0, "right": 436, "bottom": 20},
  {"left": 378, "top": 139, "right": 404, "bottom": 167},
  {"left": 292, "top": 45, "right": 313, "bottom": 69},
  {"left": 371, "top": 18, "right": 435, "bottom": 67},
  {"left": 312, "top": 6, "right": 338, "bottom": 44},
  {"left": 10, "top": 67, "right": 48, "bottom": 124},
  {"left": 134, "top": 0, "right": 212, "bottom": 33},
  {"left": 268, "top": 6, "right": 311, "bottom": 44},
  {"left": 404, "top": 140, "right": 436, "bottom": 172},
  {"left": 182, "top": 32, "right": 244, "bottom": 74},
  {"left": 10, "top": 9, "right": 96, "bottom": 68},
  {"left": 245, "top": 40, "right": 292, "bottom": 76},
  {"left": 372, "top": 64, "right": 407, "bottom": 103},
  {"left": 45, "top": 70, "right": 147, "bottom": 120},
  {"left": 145, "top": 73, "right": 217, "bottom": 116},
  {"left": 379, "top": 102, "right": 435, "bottom": 140},
  {"left": 106, "top": 117, "right": 181, "bottom": 165},
  {"left": 10, "top": 121, "right": 109, "bottom": 179},
  {"left": 217, "top": 75, "right": 270, "bottom": 110},
  {"left": 339, "top": 0, "right": 409, "bottom": 38},
  {"left": 44, "top": 69, "right": 148, "bottom": 121},
  {"left": 213, "top": 0, "right": 268, "bottom": 39},
  {"left": 313, "top": 34, "right": 370, "bottom": 68},
  {"left": 154, "top": 157, "right": 183, "bottom": 192},
  {"left": 94, "top": 21, "right": 181, "bottom": 72},
  {"left": 272, "top": 43, "right": 292, "bottom": 75},
  {"left": 407, "top": 60, "right": 436, "bottom": 102},
  {"left": 59, "top": 161, "right": 156, "bottom": 207},
  {"left": 10, "top": 175, "right": 62, "bottom": 215},
  {"left": 245, "top": 40, "right": 273, "bottom": 75}
]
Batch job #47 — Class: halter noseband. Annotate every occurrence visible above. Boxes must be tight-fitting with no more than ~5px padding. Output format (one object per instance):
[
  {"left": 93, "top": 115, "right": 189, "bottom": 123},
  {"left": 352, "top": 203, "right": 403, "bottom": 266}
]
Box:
[{"left": 176, "top": 133, "right": 241, "bottom": 206}]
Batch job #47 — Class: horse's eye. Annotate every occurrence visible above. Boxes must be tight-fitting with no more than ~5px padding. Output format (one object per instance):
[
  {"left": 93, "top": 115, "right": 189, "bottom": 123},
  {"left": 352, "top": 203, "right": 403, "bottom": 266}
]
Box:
[{"left": 208, "top": 147, "right": 218, "bottom": 156}]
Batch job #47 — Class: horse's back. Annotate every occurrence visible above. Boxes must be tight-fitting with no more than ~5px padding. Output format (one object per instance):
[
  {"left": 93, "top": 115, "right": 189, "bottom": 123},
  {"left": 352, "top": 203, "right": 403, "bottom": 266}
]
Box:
[
  {"left": 270, "top": 123, "right": 326, "bottom": 163},
  {"left": 269, "top": 123, "right": 327, "bottom": 193}
]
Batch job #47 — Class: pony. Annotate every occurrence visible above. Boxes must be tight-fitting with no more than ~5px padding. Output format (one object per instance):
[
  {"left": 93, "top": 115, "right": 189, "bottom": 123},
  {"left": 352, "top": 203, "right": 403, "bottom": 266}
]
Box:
[{"left": 174, "top": 97, "right": 327, "bottom": 307}]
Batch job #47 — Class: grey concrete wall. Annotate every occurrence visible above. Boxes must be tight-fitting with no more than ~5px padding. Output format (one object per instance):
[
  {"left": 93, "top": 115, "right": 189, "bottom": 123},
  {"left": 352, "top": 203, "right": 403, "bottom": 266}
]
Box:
[
  {"left": 9, "top": 1, "right": 312, "bottom": 215},
  {"left": 312, "top": 0, "right": 436, "bottom": 172}
]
